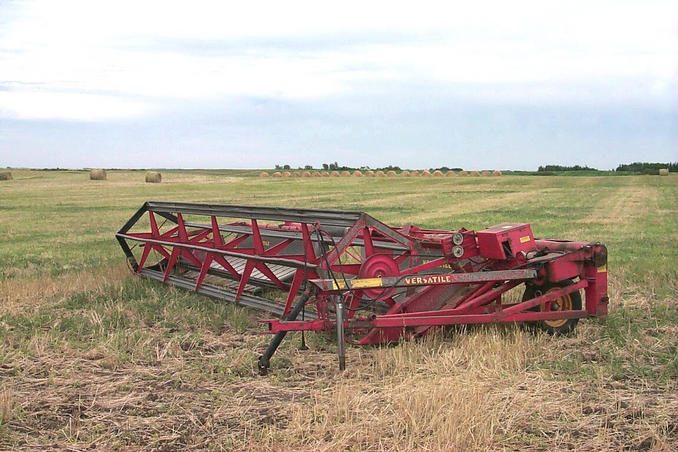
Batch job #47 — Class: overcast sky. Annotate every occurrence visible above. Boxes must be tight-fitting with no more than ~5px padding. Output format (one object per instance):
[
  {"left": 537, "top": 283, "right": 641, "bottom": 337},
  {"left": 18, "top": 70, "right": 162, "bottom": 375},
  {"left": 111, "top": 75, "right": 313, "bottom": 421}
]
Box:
[{"left": 0, "top": 0, "right": 676, "bottom": 170}]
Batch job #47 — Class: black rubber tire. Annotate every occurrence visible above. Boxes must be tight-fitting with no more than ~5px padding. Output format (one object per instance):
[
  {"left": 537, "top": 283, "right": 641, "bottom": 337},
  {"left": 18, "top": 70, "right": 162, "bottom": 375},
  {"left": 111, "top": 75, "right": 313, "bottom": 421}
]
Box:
[{"left": 522, "top": 280, "right": 582, "bottom": 335}]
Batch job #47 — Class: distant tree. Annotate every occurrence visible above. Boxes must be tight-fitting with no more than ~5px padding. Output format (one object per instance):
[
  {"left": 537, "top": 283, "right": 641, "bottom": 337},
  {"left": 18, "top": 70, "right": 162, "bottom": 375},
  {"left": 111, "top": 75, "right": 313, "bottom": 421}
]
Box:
[
  {"left": 376, "top": 165, "right": 401, "bottom": 172},
  {"left": 538, "top": 165, "right": 597, "bottom": 172},
  {"left": 275, "top": 164, "right": 282, "bottom": 170},
  {"left": 283, "top": 164, "right": 291, "bottom": 170},
  {"left": 304, "top": 165, "right": 313, "bottom": 170},
  {"left": 615, "top": 162, "right": 678, "bottom": 172},
  {"left": 322, "top": 163, "right": 329, "bottom": 170}
]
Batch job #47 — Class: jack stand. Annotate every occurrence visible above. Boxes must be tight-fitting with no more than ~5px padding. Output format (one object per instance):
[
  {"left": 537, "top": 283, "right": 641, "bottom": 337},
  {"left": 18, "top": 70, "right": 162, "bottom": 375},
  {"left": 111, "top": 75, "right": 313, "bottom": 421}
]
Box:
[{"left": 336, "top": 297, "right": 346, "bottom": 371}]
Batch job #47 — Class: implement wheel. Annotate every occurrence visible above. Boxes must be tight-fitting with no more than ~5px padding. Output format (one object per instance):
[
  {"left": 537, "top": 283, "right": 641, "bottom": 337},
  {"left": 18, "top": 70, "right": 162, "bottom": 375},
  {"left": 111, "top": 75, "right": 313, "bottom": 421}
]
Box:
[{"left": 522, "top": 280, "right": 582, "bottom": 335}]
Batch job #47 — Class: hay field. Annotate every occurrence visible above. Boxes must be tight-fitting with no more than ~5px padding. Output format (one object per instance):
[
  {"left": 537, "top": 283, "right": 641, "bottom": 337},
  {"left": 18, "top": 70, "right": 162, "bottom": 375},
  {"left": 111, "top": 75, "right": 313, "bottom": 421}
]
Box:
[{"left": 0, "top": 169, "right": 676, "bottom": 451}]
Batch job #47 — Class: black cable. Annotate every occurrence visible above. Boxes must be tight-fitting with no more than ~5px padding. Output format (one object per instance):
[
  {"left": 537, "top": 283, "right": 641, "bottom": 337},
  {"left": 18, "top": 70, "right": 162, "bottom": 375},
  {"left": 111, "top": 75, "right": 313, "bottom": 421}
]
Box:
[
  {"left": 314, "top": 226, "right": 403, "bottom": 311},
  {"left": 314, "top": 225, "right": 380, "bottom": 315},
  {"left": 315, "top": 227, "right": 351, "bottom": 294},
  {"left": 312, "top": 226, "right": 490, "bottom": 314},
  {"left": 313, "top": 227, "right": 348, "bottom": 315}
]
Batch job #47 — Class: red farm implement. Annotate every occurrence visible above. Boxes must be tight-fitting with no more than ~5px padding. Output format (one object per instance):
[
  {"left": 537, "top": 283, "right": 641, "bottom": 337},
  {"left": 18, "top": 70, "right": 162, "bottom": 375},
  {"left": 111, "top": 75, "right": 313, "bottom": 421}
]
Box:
[{"left": 117, "top": 201, "right": 609, "bottom": 373}]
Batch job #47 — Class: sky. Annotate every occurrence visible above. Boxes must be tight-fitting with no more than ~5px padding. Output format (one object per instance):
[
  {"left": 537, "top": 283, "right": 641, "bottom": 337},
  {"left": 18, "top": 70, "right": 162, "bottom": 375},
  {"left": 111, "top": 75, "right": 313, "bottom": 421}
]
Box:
[{"left": 0, "top": 0, "right": 676, "bottom": 170}]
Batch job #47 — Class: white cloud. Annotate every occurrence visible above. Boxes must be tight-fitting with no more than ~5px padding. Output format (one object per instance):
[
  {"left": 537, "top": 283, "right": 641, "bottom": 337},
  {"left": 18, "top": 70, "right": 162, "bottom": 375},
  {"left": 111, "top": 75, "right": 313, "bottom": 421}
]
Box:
[
  {"left": 0, "top": 91, "right": 152, "bottom": 121},
  {"left": 0, "top": 0, "right": 676, "bottom": 121}
]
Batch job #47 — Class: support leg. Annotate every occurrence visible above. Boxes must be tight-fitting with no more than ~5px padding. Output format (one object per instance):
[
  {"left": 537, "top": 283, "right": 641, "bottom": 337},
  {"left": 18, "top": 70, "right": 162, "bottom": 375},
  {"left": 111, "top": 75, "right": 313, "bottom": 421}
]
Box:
[
  {"left": 258, "top": 293, "right": 310, "bottom": 375},
  {"left": 336, "top": 297, "right": 346, "bottom": 371}
]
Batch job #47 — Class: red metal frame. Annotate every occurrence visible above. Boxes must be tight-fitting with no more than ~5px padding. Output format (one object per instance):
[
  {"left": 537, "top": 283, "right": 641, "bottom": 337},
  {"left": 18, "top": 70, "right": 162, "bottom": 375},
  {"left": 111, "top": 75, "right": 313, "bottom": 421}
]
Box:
[{"left": 117, "top": 201, "right": 609, "bottom": 370}]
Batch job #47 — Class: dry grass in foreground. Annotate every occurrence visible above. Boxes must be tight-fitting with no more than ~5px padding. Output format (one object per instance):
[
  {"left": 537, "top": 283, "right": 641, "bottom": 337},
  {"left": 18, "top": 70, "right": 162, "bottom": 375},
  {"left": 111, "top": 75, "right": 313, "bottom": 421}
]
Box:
[{"left": 0, "top": 291, "right": 675, "bottom": 451}]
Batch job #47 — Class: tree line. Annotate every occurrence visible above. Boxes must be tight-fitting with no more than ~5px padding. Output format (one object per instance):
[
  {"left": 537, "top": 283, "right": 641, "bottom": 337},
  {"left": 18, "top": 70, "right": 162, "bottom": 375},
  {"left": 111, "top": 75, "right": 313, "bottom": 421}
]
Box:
[
  {"left": 537, "top": 165, "right": 597, "bottom": 172},
  {"left": 276, "top": 162, "right": 405, "bottom": 172},
  {"left": 274, "top": 161, "right": 676, "bottom": 174},
  {"left": 615, "top": 162, "right": 677, "bottom": 173}
]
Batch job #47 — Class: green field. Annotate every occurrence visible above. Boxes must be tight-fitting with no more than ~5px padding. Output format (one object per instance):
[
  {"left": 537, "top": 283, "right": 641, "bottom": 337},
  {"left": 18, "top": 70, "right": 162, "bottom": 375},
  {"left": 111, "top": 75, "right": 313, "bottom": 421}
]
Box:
[{"left": 1, "top": 169, "right": 676, "bottom": 450}]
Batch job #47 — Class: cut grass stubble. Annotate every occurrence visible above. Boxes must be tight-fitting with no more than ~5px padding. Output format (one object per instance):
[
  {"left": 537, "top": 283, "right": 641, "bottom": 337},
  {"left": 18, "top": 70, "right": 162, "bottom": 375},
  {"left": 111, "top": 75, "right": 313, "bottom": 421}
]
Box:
[{"left": 0, "top": 170, "right": 676, "bottom": 450}]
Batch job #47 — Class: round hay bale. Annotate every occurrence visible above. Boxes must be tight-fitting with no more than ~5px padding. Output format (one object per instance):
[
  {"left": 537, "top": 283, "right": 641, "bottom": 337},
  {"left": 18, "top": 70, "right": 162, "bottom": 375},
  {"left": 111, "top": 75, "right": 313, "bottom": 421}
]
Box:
[
  {"left": 145, "top": 171, "right": 162, "bottom": 183},
  {"left": 410, "top": 170, "right": 419, "bottom": 177},
  {"left": 432, "top": 170, "right": 443, "bottom": 177},
  {"left": 493, "top": 170, "right": 502, "bottom": 177},
  {"left": 321, "top": 171, "right": 330, "bottom": 177},
  {"left": 421, "top": 170, "right": 431, "bottom": 177},
  {"left": 89, "top": 169, "right": 106, "bottom": 180},
  {"left": 259, "top": 171, "right": 270, "bottom": 177},
  {"left": 272, "top": 171, "right": 282, "bottom": 177},
  {"left": 293, "top": 171, "right": 301, "bottom": 177},
  {"left": 446, "top": 171, "right": 456, "bottom": 177},
  {"left": 386, "top": 170, "right": 397, "bottom": 177},
  {"left": 331, "top": 171, "right": 340, "bottom": 177},
  {"left": 401, "top": 170, "right": 410, "bottom": 177},
  {"left": 365, "top": 170, "right": 375, "bottom": 177},
  {"left": 659, "top": 168, "right": 669, "bottom": 176},
  {"left": 458, "top": 170, "right": 468, "bottom": 177},
  {"left": 0, "top": 171, "right": 13, "bottom": 181},
  {"left": 312, "top": 172, "right": 322, "bottom": 177},
  {"left": 302, "top": 171, "right": 312, "bottom": 177},
  {"left": 375, "top": 170, "right": 385, "bottom": 177},
  {"left": 282, "top": 171, "right": 291, "bottom": 177},
  {"left": 353, "top": 170, "right": 363, "bottom": 177},
  {"left": 469, "top": 170, "right": 481, "bottom": 177},
  {"left": 481, "top": 170, "right": 491, "bottom": 177},
  {"left": 340, "top": 171, "right": 351, "bottom": 177}
]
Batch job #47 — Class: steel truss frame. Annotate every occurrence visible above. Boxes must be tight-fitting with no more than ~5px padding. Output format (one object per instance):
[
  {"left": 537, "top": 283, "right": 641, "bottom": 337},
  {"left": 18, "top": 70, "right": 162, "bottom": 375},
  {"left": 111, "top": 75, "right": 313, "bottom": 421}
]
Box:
[{"left": 117, "top": 201, "right": 609, "bottom": 372}]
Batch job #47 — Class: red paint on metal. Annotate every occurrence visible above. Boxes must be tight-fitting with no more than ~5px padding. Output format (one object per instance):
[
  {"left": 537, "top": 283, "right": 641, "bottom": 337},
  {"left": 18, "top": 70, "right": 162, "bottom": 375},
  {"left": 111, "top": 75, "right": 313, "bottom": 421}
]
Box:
[{"left": 118, "top": 202, "right": 610, "bottom": 363}]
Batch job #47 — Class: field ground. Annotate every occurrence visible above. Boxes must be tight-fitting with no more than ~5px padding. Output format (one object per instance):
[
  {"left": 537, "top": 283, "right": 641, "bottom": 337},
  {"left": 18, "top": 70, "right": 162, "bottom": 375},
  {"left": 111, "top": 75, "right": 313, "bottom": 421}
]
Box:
[{"left": 0, "top": 169, "right": 676, "bottom": 451}]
